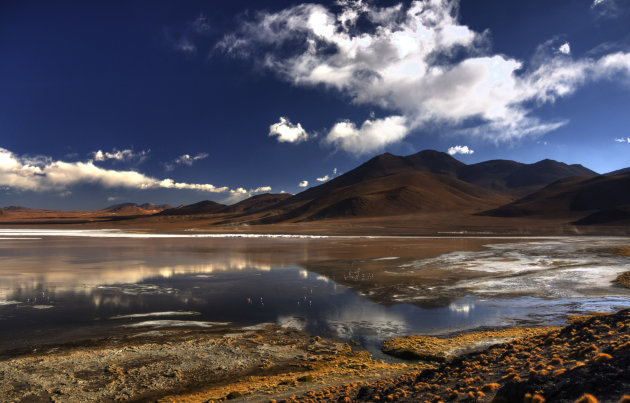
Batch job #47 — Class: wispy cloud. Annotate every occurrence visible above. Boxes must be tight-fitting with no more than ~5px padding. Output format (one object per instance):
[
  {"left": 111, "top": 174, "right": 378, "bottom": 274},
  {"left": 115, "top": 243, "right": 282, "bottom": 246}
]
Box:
[
  {"left": 614, "top": 137, "right": 630, "bottom": 143},
  {"left": 447, "top": 145, "right": 475, "bottom": 155},
  {"left": 269, "top": 117, "right": 310, "bottom": 143},
  {"left": 591, "top": 0, "right": 626, "bottom": 18},
  {"left": 165, "top": 153, "right": 209, "bottom": 171},
  {"left": 0, "top": 146, "right": 253, "bottom": 195},
  {"left": 217, "top": 0, "right": 630, "bottom": 151},
  {"left": 92, "top": 148, "right": 149, "bottom": 163},
  {"left": 169, "top": 14, "right": 211, "bottom": 55},
  {"left": 316, "top": 175, "right": 329, "bottom": 182}
]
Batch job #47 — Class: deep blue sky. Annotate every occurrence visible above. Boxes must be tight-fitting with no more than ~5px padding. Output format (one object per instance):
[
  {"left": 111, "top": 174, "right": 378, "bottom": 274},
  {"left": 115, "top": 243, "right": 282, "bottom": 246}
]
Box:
[{"left": 1, "top": 0, "right": 629, "bottom": 209}]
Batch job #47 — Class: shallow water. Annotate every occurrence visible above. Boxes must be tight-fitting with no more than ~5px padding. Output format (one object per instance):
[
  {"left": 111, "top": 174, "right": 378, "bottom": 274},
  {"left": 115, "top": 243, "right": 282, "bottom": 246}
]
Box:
[{"left": 0, "top": 230, "right": 629, "bottom": 358}]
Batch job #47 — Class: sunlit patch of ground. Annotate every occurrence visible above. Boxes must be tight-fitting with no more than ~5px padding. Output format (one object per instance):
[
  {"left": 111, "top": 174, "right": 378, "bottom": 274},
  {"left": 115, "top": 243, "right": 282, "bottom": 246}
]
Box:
[
  {"left": 381, "top": 327, "right": 560, "bottom": 362},
  {"left": 288, "top": 310, "right": 630, "bottom": 402}
]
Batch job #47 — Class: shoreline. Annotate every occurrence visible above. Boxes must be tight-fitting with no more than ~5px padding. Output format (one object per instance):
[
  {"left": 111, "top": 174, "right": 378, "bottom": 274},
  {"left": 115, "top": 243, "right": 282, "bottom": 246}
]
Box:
[{"left": 1, "top": 311, "right": 629, "bottom": 402}]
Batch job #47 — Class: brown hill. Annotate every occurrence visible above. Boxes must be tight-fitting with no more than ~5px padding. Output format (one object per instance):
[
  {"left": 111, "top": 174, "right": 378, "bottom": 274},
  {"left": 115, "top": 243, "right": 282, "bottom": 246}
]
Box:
[
  {"left": 256, "top": 171, "right": 510, "bottom": 223},
  {"left": 103, "top": 203, "right": 171, "bottom": 215},
  {"left": 481, "top": 173, "right": 630, "bottom": 224},
  {"left": 158, "top": 200, "right": 226, "bottom": 216},
  {"left": 219, "top": 193, "right": 292, "bottom": 214},
  {"left": 606, "top": 167, "right": 630, "bottom": 175},
  {"left": 278, "top": 151, "right": 596, "bottom": 212},
  {"left": 457, "top": 159, "right": 596, "bottom": 196},
  {"left": 0, "top": 202, "right": 169, "bottom": 223}
]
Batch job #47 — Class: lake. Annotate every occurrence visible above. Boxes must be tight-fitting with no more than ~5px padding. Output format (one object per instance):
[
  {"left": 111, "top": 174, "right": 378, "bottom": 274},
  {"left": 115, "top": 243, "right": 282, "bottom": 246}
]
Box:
[{"left": 1, "top": 229, "right": 629, "bottom": 358}]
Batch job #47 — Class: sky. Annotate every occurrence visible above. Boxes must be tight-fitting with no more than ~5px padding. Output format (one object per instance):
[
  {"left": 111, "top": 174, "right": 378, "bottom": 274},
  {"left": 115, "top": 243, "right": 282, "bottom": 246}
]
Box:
[{"left": 1, "top": 0, "right": 630, "bottom": 209}]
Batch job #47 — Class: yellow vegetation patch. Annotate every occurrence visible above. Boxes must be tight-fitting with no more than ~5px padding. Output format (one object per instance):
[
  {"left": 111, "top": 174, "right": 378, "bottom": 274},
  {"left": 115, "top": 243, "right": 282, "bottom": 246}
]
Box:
[
  {"left": 615, "top": 272, "right": 630, "bottom": 289},
  {"left": 381, "top": 327, "right": 559, "bottom": 361},
  {"left": 575, "top": 393, "right": 599, "bottom": 403}
]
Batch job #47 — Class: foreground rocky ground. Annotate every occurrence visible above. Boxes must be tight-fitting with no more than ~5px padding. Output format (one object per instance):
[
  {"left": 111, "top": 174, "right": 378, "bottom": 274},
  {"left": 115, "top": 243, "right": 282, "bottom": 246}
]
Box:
[
  {"left": 1, "top": 310, "right": 630, "bottom": 402},
  {"left": 0, "top": 324, "right": 415, "bottom": 402},
  {"left": 286, "top": 310, "right": 630, "bottom": 402}
]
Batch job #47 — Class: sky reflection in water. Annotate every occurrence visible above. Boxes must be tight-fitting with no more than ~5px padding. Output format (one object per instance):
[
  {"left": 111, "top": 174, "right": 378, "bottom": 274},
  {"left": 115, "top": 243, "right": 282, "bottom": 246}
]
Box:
[{"left": 1, "top": 232, "right": 630, "bottom": 356}]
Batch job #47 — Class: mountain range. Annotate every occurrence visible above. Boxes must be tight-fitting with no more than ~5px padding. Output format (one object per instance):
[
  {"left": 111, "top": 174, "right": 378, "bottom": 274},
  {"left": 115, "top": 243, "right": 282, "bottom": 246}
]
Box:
[{"left": 1, "top": 150, "right": 629, "bottom": 232}]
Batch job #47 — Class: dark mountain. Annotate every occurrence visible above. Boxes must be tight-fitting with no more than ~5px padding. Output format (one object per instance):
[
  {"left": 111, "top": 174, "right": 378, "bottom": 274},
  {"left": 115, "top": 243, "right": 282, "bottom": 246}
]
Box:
[
  {"left": 158, "top": 200, "right": 226, "bottom": 216},
  {"left": 406, "top": 149, "right": 466, "bottom": 175},
  {"left": 457, "top": 159, "right": 596, "bottom": 197},
  {"left": 272, "top": 150, "right": 596, "bottom": 214},
  {"left": 274, "top": 150, "right": 465, "bottom": 210},
  {"left": 220, "top": 193, "right": 292, "bottom": 214},
  {"left": 482, "top": 173, "right": 630, "bottom": 225},
  {"left": 257, "top": 171, "right": 510, "bottom": 223},
  {"left": 606, "top": 167, "right": 630, "bottom": 175}
]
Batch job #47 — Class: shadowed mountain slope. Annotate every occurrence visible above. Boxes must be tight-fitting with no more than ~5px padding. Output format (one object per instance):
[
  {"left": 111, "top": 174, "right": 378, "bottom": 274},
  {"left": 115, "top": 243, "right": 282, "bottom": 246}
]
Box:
[
  {"left": 269, "top": 150, "right": 595, "bottom": 212},
  {"left": 256, "top": 171, "right": 511, "bottom": 223},
  {"left": 606, "top": 167, "right": 630, "bottom": 175},
  {"left": 219, "top": 193, "right": 293, "bottom": 214},
  {"left": 157, "top": 200, "right": 226, "bottom": 216},
  {"left": 279, "top": 151, "right": 595, "bottom": 210},
  {"left": 482, "top": 173, "right": 630, "bottom": 224},
  {"left": 104, "top": 203, "right": 171, "bottom": 215},
  {"left": 457, "top": 159, "right": 596, "bottom": 196}
]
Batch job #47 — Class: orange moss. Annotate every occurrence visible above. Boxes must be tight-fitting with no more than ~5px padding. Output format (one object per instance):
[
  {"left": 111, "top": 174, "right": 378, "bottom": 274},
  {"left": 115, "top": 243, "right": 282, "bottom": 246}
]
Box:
[
  {"left": 593, "top": 353, "right": 612, "bottom": 362},
  {"left": 552, "top": 368, "right": 567, "bottom": 377},
  {"left": 481, "top": 383, "right": 499, "bottom": 392},
  {"left": 575, "top": 394, "right": 598, "bottom": 403}
]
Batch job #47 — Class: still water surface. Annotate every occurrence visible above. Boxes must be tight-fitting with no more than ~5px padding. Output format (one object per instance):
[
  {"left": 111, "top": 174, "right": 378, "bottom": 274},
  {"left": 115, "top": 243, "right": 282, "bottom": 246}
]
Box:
[{"left": 1, "top": 230, "right": 629, "bottom": 357}]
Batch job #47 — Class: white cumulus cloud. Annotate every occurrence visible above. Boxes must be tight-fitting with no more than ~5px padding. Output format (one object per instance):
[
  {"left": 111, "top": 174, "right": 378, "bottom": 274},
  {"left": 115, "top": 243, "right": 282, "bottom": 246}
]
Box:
[
  {"left": 447, "top": 145, "right": 474, "bottom": 155},
  {"left": 614, "top": 137, "right": 630, "bottom": 143},
  {"left": 217, "top": 0, "right": 630, "bottom": 148},
  {"left": 269, "top": 117, "right": 309, "bottom": 143},
  {"left": 558, "top": 42, "right": 571, "bottom": 55},
  {"left": 316, "top": 175, "right": 329, "bottom": 182},
  {"left": 325, "top": 116, "right": 409, "bottom": 155},
  {"left": 298, "top": 180, "right": 309, "bottom": 187}
]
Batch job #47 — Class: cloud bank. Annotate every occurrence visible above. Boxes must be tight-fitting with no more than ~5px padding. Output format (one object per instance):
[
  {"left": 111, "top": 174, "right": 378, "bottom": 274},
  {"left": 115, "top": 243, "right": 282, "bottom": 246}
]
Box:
[
  {"left": 218, "top": 0, "right": 630, "bottom": 154},
  {"left": 0, "top": 147, "right": 268, "bottom": 195}
]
